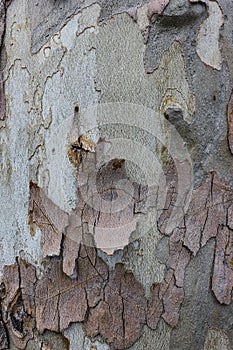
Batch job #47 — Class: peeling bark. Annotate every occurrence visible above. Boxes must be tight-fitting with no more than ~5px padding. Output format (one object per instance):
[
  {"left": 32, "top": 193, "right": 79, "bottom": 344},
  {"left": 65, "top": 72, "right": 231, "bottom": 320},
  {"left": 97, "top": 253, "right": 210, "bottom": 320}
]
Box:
[
  {"left": 29, "top": 182, "right": 69, "bottom": 259},
  {"left": 1, "top": 163, "right": 233, "bottom": 347},
  {"left": 212, "top": 226, "right": 233, "bottom": 305},
  {"left": 0, "top": 256, "right": 149, "bottom": 350},
  {"left": 1, "top": 0, "right": 233, "bottom": 348},
  {"left": 84, "top": 263, "right": 147, "bottom": 350},
  {"left": 157, "top": 159, "right": 179, "bottom": 235},
  {"left": 0, "top": 292, "right": 8, "bottom": 350},
  {"left": 146, "top": 283, "right": 163, "bottom": 330},
  {"left": 161, "top": 275, "right": 184, "bottom": 328},
  {"left": 25, "top": 163, "right": 233, "bottom": 347}
]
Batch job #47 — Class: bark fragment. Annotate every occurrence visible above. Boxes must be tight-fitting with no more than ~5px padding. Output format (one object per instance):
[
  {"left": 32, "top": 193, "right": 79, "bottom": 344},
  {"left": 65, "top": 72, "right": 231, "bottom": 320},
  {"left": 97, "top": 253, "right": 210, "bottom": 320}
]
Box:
[
  {"left": 1, "top": 261, "right": 35, "bottom": 350},
  {"left": 35, "top": 245, "right": 108, "bottom": 334},
  {"left": 0, "top": 295, "right": 8, "bottom": 350},
  {"left": 29, "top": 183, "right": 69, "bottom": 259},
  {"left": 1, "top": 263, "right": 19, "bottom": 314},
  {"left": 183, "top": 173, "right": 227, "bottom": 255},
  {"left": 212, "top": 226, "right": 233, "bottom": 304},
  {"left": 84, "top": 263, "right": 147, "bottom": 350},
  {"left": 161, "top": 275, "right": 184, "bottom": 328},
  {"left": 35, "top": 260, "right": 84, "bottom": 333},
  {"left": 157, "top": 172, "right": 232, "bottom": 329},
  {"left": 37, "top": 262, "right": 80, "bottom": 332},
  {"left": 146, "top": 283, "right": 163, "bottom": 330},
  {"left": 183, "top": 176, "right": 210, "bottom": 255},
  {"left": 167, "top": 229, "right": 191, "bottom": 288},
  {"left": 201, "top": 173, "right": 226, "bottom": 247},
  {"left": 157, "top": 159, "right": 179, "bottom": 235}
]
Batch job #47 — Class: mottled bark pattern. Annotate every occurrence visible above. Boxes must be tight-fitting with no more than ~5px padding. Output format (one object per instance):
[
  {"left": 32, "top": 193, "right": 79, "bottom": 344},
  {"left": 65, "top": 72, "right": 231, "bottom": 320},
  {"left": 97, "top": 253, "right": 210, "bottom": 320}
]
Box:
[
  {"left": 1, "top": 0, "right": 233, "bottom": 349},
  {"left": 1, "top": 169, "right": 232, "bottom": 349}
]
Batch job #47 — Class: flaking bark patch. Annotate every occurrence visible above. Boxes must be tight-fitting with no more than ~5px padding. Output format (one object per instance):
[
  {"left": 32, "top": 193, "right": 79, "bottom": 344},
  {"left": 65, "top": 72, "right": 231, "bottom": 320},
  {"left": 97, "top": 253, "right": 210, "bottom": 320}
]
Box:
[
  {"left": 212, "top": 226, "right": 233, "bottom": 305},
  {"left": 29, "top": 182, "right": 69, "bottom": 259},
  {"left": 157, "top": 171, "right": 233, "bottom": 328},
  {"left": 0, "top": 289, "right": 8, "bottom": 350},
  {"left": 183, "top": 173, "right": 227, "bottom": 255},
  {"left": 2, "top": 169, "right": 233, "bottom": 349},
  {"left": 0, "top": 256, "right": 148, "bottom": 350},
  {"left": 35, "top": 260, "right": 87, "bottom": 333},
  {"left": 1, "top": 260, "right": 35, "bottom": 350},
  {"left": 146, "top": 283, "right": 163, "bottom": 330},
  {"left": 83, "top": 263, "right": 147, "bottom": 350}
]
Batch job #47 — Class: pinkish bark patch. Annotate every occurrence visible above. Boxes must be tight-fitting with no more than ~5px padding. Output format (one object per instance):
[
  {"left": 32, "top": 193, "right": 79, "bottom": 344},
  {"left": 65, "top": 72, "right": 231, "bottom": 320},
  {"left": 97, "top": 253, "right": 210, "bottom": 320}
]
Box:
[
  {"left": 148, "top": 0, "right": 170, "bottom": 19},
  {"left": 212, "top": 226, "right": 233, "bottom": 304}
]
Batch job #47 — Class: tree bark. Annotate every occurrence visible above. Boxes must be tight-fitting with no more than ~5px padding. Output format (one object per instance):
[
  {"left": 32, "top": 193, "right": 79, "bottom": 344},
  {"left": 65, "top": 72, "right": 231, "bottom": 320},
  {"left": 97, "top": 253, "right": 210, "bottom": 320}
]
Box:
[{"left": 0, "top": 0, "right": 232, "bottom": 349}]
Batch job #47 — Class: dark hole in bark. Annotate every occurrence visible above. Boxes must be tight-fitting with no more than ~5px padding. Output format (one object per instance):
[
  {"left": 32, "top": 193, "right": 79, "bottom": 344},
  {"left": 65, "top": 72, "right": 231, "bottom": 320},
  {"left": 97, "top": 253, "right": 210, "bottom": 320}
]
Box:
[
  {"left": 10, "top": 294, "right": 25, "bottom": 335},
  {"left": 0, "top": 283, "right": 6, "bottom": 300},
  {"left": 74, "top": 105, "right": 79, "bottom": 113}
]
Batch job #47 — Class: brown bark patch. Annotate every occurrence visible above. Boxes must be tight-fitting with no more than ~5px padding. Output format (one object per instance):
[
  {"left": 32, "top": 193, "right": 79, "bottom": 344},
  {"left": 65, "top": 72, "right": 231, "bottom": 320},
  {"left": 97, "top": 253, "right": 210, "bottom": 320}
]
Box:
[
  {"left": 83, "top": 263, "right": 147, "bottom": 350},
  {"left": 184, "top": 173, "right": 227, "bottom": 255},
  {"left": 146, "top": 283, "right": 163, "bottom": 330},
  {"left": 29, "top": 182, "right": 69, "bottom": 259},
  {"left": 3, "top": 169, "right": 233, "bottom": 348},
  {"left": 0, "top": 255, "right": 148, "bottom": 349},
  {"left": 157, "top": 159, "right": 179, "bottom": 235},
  {"left": 1, "top": 260, "right": 35, "bottom": 349},
  {"left": 212, "top": 226, "right": 233, "bottom": 304},
  {"left": 161, "top": 274, "right": 184, "bottom": 328},
  {"left": 35, "top": 247, "right": 108, "bottom": 334},
  {"left": 0, "top": 291, "right": 8, "bottom": 350}
]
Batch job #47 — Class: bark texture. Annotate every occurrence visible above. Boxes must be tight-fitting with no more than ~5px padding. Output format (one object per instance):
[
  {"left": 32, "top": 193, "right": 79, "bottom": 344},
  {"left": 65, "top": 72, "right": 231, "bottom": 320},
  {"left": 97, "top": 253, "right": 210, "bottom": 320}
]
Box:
[{"left": 0, "top": 0, "right": 233, "bottom": 349}]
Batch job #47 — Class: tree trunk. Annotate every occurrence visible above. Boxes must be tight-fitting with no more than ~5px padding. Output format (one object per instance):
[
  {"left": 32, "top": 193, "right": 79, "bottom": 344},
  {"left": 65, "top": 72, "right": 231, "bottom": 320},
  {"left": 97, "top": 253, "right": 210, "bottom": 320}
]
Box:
[{"left": 0, "top": 0, "right": 232, "bottom": 349}]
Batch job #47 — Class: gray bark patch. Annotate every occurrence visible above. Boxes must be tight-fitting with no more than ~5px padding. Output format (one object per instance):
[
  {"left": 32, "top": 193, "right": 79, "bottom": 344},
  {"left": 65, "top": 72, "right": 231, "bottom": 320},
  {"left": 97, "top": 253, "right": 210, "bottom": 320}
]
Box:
[
  {"left": 28, "top": 0, "right": 96, "bottom": 53},
  {"left": 170, "top": 239, "right": 233, "bottom": 350}
]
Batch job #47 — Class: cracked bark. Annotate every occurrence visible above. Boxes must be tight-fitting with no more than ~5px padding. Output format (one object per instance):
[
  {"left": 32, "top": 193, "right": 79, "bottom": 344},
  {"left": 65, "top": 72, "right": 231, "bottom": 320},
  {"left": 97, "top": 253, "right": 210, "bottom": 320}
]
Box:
[
  {"left": 1, "top": 169, "right": 232, "bottom": 349},
  {"left": 29, "top": 182, "right": 69, "bottom": 259},
  {"left": 0, "top": 0, "right": 233, "bottom": 350},
  {"left": 0, "top": 287, "right": 8, "bottom": 350}
]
